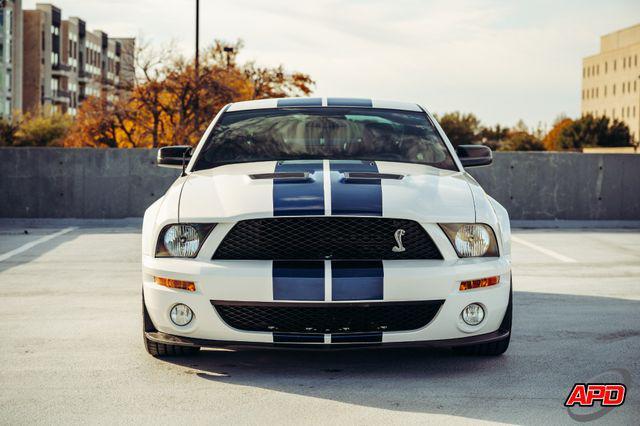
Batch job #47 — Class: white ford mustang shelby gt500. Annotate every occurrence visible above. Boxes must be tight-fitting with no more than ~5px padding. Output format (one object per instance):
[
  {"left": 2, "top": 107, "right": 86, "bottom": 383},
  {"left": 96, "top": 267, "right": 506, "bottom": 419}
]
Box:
[{"left": 142, "top": 97, "right": 512, "bottom": 357}]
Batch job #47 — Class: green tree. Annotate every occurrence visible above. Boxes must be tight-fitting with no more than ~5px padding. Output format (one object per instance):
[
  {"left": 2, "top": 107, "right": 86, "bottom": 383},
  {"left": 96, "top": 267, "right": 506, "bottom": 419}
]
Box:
[
  {"left": 556, "top": 114, "right": 631, "bottom": 150},
  {"left": 602, "top": 119, "right": 632, "bottom": 147},
  {"left": 436, "top": 112, "right": 481, "bottom": 147},
  {"left": 479, "top": 124, "right": 509, "bottom": 150},
  {"left": 15, "top": 113, "right": 72, "bottom": 146},
  {"left": 0, "top": 119, "right": 19, "bottom": 146},
  {"left": 501, "top": 131, "right": 545, "bottom": 151}
]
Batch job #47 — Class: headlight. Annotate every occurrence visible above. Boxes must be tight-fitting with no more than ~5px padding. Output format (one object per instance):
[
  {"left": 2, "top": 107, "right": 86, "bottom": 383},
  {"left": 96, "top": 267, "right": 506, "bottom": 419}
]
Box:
[
  {"left": 440, "top": 223, "right": 499, "bottom": 257},
  {"left": 155, "top": 223, "right": 216, "bottom": 258}
]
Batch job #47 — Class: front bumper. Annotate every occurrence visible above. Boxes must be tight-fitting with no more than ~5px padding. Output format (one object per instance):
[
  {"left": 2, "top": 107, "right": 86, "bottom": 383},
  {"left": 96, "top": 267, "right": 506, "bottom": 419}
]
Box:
[
  {"left": 143, "top": 255, "right": 511, "bottom": 345},
  {"left": 144, "top": 328, "right": 510, "bottom": 350}
]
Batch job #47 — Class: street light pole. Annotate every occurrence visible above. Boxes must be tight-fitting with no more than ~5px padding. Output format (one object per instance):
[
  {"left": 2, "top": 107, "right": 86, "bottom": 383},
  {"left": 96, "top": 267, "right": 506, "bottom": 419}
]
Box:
[{"left": 194, "top": 0, "right": 200, "bottom": 134}]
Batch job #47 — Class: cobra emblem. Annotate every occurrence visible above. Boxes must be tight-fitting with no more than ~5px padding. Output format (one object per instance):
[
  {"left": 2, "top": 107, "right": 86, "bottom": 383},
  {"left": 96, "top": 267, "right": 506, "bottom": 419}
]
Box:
[{"left": 392, "top": 229, "right": 406, "bottom": 252}]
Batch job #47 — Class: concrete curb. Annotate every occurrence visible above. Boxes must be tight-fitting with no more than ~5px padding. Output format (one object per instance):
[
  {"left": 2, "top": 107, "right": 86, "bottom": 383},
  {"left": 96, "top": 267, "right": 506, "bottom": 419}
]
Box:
[
  {"left": 0, "top": 218, "right": 143, "bottom": 228},
  {"left": 510, "top": 220, "right": 640, "bottom": 229}
]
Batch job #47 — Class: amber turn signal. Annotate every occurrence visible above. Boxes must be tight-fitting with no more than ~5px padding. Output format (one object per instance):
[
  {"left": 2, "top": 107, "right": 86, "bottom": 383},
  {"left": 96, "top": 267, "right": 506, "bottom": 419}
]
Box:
[
  {"left": 153, "top": 276, "right": 196, "bottom": 292},
  {"left": 459, "top": 276, "right": 500, "bottom": 291}
]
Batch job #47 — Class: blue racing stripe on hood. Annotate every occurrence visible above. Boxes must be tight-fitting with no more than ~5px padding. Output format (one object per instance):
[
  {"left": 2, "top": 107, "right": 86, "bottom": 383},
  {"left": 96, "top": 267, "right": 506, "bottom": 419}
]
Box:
[
  {"left": 273, "top": 261, "right": 325, "bottom": 301},
  {"left": 273, "top": 160, "right": 324, "bottom": 216},
  {"left": 331, "top": 261, "right": 383, "bottom": 301},
  {"left": 330, "top": 160, "right": 382, "bottom": 216}
]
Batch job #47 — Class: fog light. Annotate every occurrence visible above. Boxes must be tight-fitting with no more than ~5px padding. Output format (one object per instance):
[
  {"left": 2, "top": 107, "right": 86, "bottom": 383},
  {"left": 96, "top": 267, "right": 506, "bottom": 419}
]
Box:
[
  {"left": 462, "top": 303, "right": 485, "bottom": 326},
  {"left": 170, "top": 304, "right": 193, "bottom": 326}
]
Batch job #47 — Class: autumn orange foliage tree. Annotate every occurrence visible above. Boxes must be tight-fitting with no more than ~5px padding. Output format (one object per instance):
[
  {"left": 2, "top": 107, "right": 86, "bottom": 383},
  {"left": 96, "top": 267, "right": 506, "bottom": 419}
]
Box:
[
  {"left": 64, "top": 40, "right": 314, "bottom": 148},
  {"left": 543, "top": 117, "right": 573, "bottom": 151}
]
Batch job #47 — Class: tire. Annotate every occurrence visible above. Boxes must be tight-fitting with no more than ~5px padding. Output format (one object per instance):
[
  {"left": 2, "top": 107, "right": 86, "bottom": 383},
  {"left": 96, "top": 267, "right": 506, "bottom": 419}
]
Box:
[
  {"left": 454, "top": 279, "right": 512, "bottom": 356},
  {"left": 142, "top": 291, "right": 200, "bottom": 357}
]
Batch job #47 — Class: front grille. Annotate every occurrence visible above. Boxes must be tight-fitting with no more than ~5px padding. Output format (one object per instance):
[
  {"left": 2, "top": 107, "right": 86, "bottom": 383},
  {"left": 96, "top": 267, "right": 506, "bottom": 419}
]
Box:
[
  {"left": 212, "top": 300, "right": 444, "bottom": 333},
  {"left": 212, "top": 217, "right": 442, "bottom": 260}
]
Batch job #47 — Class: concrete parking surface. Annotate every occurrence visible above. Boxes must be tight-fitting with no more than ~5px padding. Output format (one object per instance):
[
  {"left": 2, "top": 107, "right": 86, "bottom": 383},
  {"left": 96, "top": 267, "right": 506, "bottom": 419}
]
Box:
[{"left": 0, "top": 223, "right": 638, "bottom": 425}]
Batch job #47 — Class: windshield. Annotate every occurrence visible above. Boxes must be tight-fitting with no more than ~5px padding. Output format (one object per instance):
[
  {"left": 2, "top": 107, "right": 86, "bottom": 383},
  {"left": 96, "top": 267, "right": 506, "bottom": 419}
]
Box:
[{"left": 192, "top": 107, "right": 457, "bottom": 171}]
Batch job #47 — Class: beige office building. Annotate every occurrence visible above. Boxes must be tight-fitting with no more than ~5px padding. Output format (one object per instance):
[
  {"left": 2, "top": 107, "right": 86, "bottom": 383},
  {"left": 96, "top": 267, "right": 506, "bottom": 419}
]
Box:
[{"left": 582, "top": 24, "right": 640, "bottom": 144}]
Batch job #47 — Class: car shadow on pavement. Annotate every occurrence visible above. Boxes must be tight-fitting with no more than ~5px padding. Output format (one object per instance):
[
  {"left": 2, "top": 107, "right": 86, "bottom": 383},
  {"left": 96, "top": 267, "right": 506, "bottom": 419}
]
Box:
[{"left": 160, "top": 291, "right": 640, "bottom": 424}]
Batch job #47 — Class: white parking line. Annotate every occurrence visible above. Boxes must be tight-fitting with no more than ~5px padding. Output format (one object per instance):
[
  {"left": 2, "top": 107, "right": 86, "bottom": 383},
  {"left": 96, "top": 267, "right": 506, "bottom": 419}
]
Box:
[
  {"left": 0, "top": 227, "right": 77, "bottom": 262},
  {"left": 511, "top": 235, "right": 578, "bottom": 263}
]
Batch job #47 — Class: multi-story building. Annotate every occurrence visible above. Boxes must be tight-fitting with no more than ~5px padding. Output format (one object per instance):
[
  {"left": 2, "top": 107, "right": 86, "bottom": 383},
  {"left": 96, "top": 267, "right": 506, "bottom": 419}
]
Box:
[
  {"left": 0, "top": 0, "right": 23, "bottom": 120},
  {"left": 582, "top": 23, "right": 640, "bottom": 144},
  {"left": 22, "top": 3, "right": 134, "bottom": 115}
]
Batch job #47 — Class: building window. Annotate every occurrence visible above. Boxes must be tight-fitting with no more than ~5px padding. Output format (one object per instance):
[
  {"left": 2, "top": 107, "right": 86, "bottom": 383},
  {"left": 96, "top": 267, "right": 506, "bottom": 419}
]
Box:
[
  {"left": 613, "top": 84, "right": 616, "bottom": 95},
  {"left": 623, "top": 57, "right": 626, "bottom": 68},
  {"left": 596, "top": 87, "right": 598, "bottom": 97},
  {"left": 614, "top": 60, "right": 617, "bottom": 71},
  {"left": 622, "top": 83, "right": 625, "bottom": 94},
  {"left": 604, "top": 62, "right": 608, "bottom": 73},
  {"left": 604, "top": 85, "right": 607, "bottom": 96},
  {"left": 635, "top": 55, "right": 638, "bottom": 67}
]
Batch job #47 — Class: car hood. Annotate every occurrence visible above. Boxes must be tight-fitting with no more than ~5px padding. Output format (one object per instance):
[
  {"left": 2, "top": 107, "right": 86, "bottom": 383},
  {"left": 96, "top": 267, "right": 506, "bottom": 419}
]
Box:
[{"left": 176, "top": 160, "right": 477, "bottom": 223}]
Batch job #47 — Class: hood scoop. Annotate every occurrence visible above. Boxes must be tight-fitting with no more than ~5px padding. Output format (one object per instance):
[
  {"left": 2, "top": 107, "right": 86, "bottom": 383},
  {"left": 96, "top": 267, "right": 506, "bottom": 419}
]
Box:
[
  {"left": 342, "top": 172, "right": 404, "bottom": 182},
  {"left": 249, "top": 172, "right": 312, "bottom": 183}
]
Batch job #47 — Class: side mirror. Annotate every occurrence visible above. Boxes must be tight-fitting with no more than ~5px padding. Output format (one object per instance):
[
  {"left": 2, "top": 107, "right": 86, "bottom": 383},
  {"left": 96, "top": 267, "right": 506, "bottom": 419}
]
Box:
[
  {"left": 456, "top": 145, "right": 492, "bottom": 167},
  {"left": 157, "top": 145, "right": 192, "bottom": 169}
]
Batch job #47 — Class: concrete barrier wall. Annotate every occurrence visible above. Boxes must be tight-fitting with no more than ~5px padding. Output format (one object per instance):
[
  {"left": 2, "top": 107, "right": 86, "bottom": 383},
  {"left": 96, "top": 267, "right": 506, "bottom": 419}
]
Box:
[{"left": 1, "top": 148, "right": 639, "bottom": 220}]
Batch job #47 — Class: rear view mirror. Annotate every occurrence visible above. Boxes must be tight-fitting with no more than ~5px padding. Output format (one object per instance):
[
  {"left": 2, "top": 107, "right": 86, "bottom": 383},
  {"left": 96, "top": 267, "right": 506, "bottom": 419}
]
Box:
[
  {"left": 456, "top": 145, "right": 492, "bottom": 167},
  {"left": 157, "top": 146, "right": 193, "bottom": 169}
]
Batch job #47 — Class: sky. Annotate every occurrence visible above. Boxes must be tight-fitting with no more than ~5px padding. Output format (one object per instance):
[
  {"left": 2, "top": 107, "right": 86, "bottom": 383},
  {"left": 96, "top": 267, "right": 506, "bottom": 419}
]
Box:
[{"left": 24, "top": 0, "right": 640, "bottom": 129}]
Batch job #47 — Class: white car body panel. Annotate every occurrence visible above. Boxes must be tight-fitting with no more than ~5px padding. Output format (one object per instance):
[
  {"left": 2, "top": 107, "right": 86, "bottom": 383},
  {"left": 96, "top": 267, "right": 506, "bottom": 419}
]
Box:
[
  {"left": 177, "top": 161, "right": 476, "bottom": 224},
  {"left": 143, "top": 97, "right": 511, "bottom": 347}
]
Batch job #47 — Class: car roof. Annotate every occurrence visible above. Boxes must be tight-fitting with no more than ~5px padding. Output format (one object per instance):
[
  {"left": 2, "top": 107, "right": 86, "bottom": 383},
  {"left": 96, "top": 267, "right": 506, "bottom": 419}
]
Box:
[{"left": 226, "top": 97, "right": 423, "bottom": 113}]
